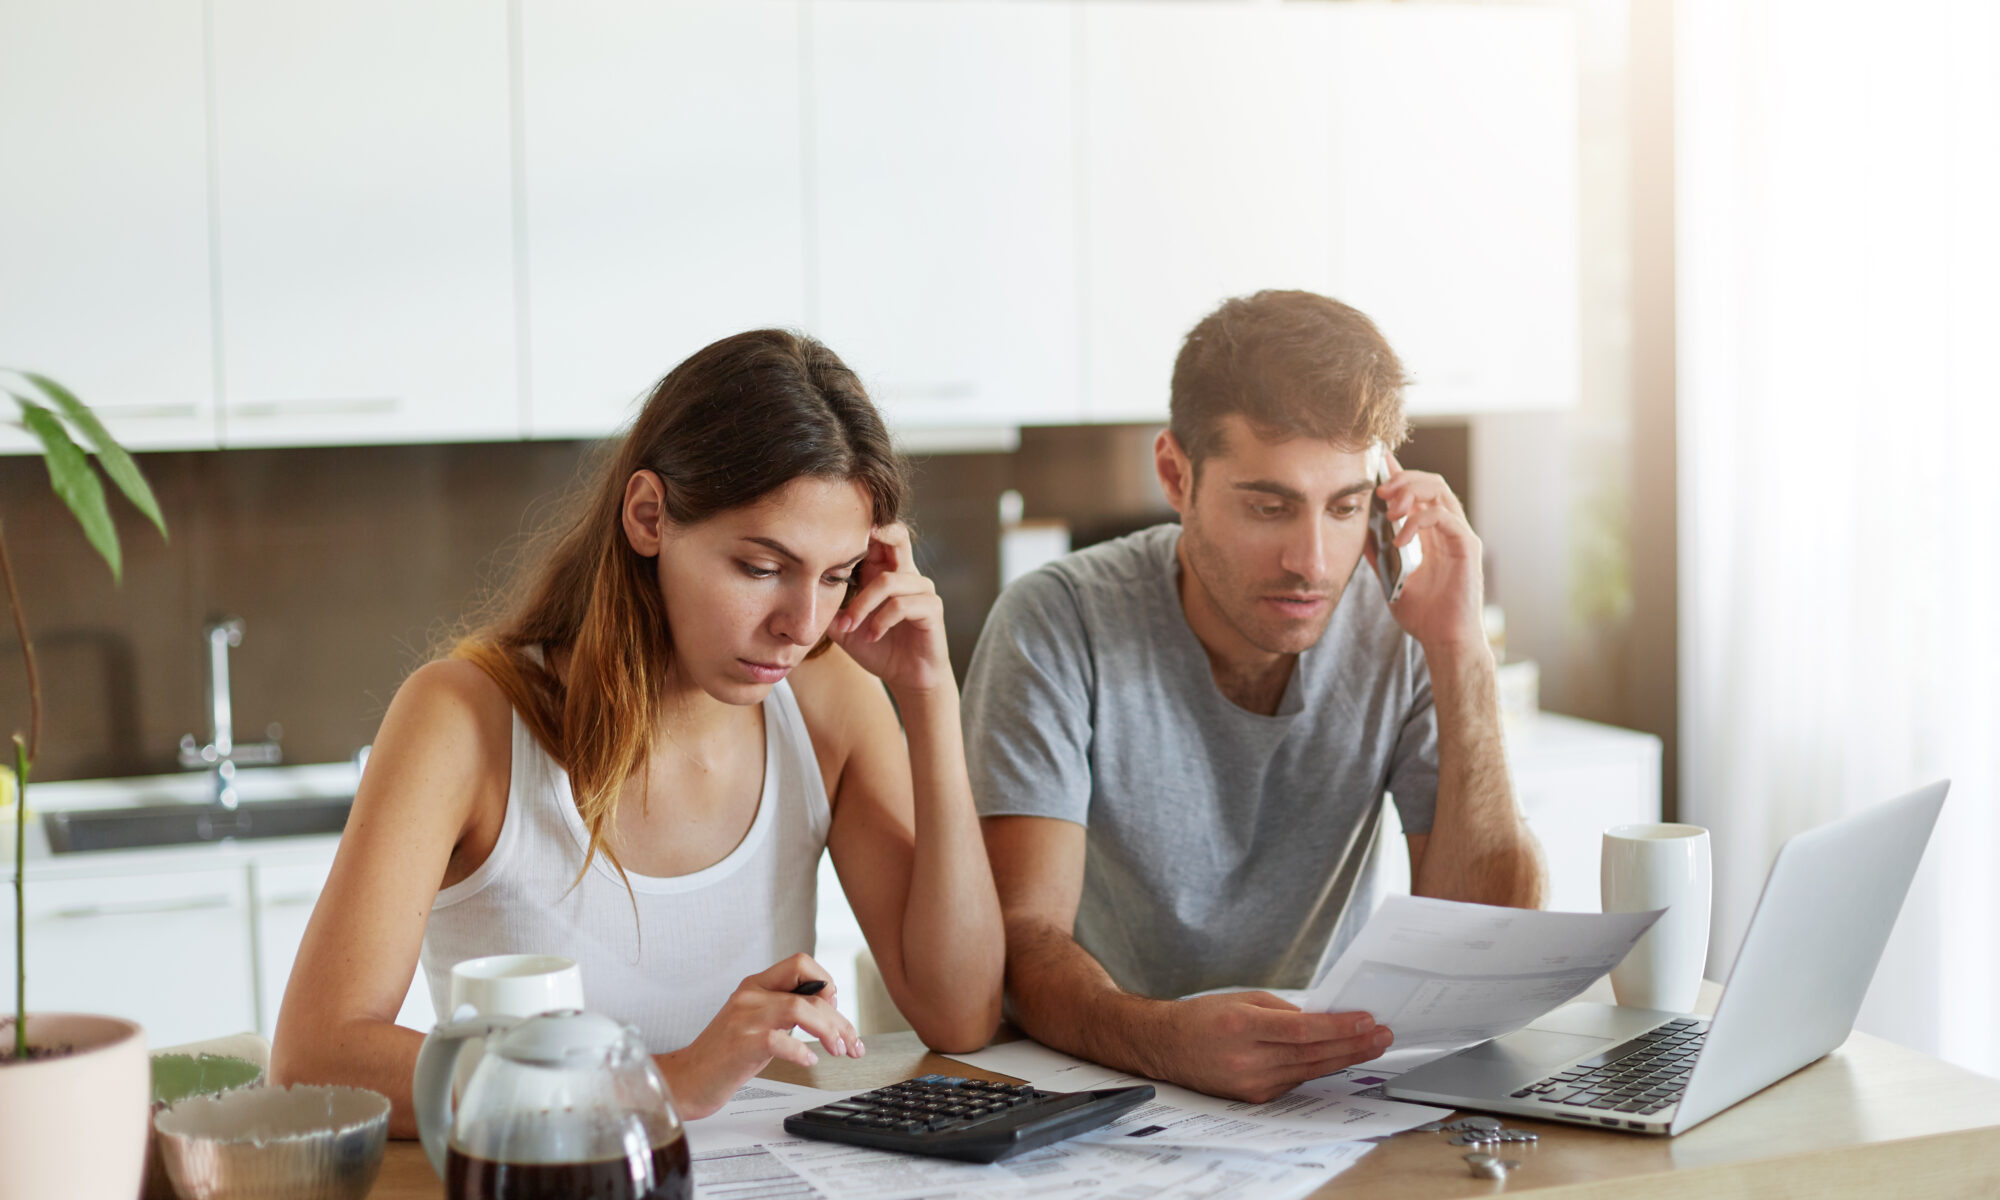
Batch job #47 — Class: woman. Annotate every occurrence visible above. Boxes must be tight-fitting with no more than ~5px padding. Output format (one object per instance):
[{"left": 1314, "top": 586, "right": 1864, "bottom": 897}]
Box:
[{"left": 271, "top": 330, "right": 1004, "bottom": 1132}]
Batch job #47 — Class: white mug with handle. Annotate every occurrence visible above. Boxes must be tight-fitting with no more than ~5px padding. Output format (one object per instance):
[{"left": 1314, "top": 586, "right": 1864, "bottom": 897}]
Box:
[
  {"left": 1601, "top": 824, "right": 1712, "bottom": 1012},
  {"left": 442, "top": 954, "right": 584, "bottom": 1099}
]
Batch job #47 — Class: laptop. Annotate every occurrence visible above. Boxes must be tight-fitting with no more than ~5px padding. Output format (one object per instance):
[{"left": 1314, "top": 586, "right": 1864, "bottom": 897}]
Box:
[{"left": 1384, "top": 780, "right": 1948, "bottom": 1135}]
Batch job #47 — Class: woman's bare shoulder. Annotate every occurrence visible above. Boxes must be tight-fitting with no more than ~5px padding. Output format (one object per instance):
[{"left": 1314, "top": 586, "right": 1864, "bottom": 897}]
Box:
[
  {"left": 362, "top": 659, "right": 515, "bottom": 819},
  {"left": 387, "top": 659, "right": 515, "bottom": 746}
]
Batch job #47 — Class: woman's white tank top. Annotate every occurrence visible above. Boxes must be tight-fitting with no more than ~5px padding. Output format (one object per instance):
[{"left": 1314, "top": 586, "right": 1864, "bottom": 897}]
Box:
[{"left": 421, "top": 680, "right": 832, "bottom": 1053}]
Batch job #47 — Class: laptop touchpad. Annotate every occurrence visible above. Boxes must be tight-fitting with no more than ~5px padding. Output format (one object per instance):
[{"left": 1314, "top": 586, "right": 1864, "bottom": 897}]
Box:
[{"left": 1460, "top": 1029, "right": 1606, "bottom": 1071}]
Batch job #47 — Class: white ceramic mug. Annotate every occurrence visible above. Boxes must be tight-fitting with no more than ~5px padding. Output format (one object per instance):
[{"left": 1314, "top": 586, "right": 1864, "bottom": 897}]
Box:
[
  {"left": 444, "top": 955, "right": 584, "bottom": 1100},
  {"left": 447, "top": 954, "right": 584, "bottom": 1021},
  {"left": 1601, "top": 824, "right": 1712, "bottom": 1012}
]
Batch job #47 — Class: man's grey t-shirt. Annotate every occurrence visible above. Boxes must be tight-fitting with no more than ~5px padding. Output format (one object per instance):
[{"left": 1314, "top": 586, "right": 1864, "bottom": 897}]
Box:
[{"left": 963, "top": 523, "right": 1439, "bottom": 1000}]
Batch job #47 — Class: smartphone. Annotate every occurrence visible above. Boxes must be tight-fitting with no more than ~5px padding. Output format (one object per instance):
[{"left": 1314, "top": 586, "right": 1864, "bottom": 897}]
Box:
[{"left": 1366, "top": 444, "right": 1421, "bottom": 604}]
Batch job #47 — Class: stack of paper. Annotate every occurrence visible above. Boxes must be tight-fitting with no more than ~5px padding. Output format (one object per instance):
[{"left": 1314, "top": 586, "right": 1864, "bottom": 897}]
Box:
[{"left": 683, "top": 1075, "right": 1396, "bottom": 1200}]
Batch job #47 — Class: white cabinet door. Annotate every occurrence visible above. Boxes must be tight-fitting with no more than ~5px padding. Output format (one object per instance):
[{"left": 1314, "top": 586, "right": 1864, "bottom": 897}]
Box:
[
  {"left": 1320, "top": 5, "right": 1580, "bottom": 415},
  {"left": 6, "top": 866, "right": 256, "bottom": 1049},
  {"left": 521, "top": 0, "right": 809, "bottom": 439},
  {"left": 254, "top": 855, "right": 433, "bottom": 1037},
  {"left": 1509, "top": 715, "right": 1662, "bottom": 914},
  {"left": 1081, "top": 2, "right": 1335, "bottom": 423},
  {"left": 209, "top": 0, "right": 519, "bottom": 446},
  {"left": 811, "top": 0, "right": 1079, "bottom": 430},
  {"left": 0, "top": 0, "right": 217, "bottom": 453}
]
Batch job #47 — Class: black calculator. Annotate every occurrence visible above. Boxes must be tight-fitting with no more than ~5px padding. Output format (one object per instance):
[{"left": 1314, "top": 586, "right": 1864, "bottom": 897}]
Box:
[{"left": 783, "top": 1073, "right": 1156, "bottom": 1162}]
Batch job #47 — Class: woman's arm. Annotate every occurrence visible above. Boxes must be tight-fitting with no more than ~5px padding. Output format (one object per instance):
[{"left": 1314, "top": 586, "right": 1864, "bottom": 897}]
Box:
[
  {"left": 801, "top": 524, "right": 1005, "bottom": 1052},
  {"left": 269, "top": 660, "right": 507, "bottom": 1139}
]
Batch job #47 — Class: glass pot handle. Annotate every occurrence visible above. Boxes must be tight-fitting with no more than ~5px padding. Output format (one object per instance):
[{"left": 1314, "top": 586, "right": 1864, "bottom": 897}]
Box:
[{"left": 414, "top": 1012, "right": 521, "bottom": 1178}]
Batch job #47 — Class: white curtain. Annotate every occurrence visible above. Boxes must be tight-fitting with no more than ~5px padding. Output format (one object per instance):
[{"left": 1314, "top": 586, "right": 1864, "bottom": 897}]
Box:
[{"left": 1679, "top": 0, "right": 2000, "bottom": 1076}]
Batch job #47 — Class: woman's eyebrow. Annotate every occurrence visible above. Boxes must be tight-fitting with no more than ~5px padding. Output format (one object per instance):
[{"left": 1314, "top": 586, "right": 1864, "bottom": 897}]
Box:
[
  {"left": 742, "top": 536, "right": 869, "bottom": 570},
  {"left": 742, "top": 536, "right": 803, "bottom": 564}
]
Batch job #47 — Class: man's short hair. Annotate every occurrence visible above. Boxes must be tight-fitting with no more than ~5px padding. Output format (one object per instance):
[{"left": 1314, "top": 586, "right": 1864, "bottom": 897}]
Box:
[{"left": 1169, "top": 290, "right": 1410, "bottom": 474}]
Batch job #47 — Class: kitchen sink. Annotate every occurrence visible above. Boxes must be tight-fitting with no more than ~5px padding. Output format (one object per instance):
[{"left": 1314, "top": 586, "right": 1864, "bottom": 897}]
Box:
[
  {"left": 32, "top": 761, "right": 363, "bottom": 855},
  {"left": 43, "top": 796, "right": 354, "bottom": 854}
]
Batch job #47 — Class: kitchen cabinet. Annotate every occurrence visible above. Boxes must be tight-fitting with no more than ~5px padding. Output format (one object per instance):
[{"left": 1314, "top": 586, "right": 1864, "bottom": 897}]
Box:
[
  {"left": 0, "top": 0, "right": 219, "bottom": 452},
  {"left": 3, "top": 863, "right": 257, "bottom": 1049},
  {"left": 10, "top": 837, "right": 433, "bottom": 1050},
  {"left": 2, "top": 0, "right": 1582, "bottom": 453},
  {"left": 208, "top": 0, "right": 519, "bottom": 447},
  {"left": 1320, "top": 4, "right": 1580, "bottom": 414},
  {"left": 1508, "top": 714, "right": 1662, "bottom": 913},
  {"left": 1080, "top": 1, "right": 1337, "bottom": 422},
  {"left": 520, "top": 0, "right": 810, "bottom": 439},
  {"left": 811, "top": 1, "right": 1080, "bottom": 430}
]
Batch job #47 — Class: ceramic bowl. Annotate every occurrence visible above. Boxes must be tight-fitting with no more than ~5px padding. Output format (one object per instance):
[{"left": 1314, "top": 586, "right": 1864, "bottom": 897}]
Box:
[
  {"left": 153, "top": 1083, "right": 390, "bottom": 1200},
  {"left": 144, "top": 1054, "right": 266, "bottom": 1200}
]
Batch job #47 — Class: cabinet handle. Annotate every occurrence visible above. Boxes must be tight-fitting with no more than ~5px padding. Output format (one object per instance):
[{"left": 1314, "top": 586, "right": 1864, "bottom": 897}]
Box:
[
  {"left": 50, "top": 894, "right": 234, "bottom": 920},
  {"left": 262, "top": 893, "right": 321, "bottom": 909},
  {"left": 227, "top": 396, "right": 401, "bottom": 417}
]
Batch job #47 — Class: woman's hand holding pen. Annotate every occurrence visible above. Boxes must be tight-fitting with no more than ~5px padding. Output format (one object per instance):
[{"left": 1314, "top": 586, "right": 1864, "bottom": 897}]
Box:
[
  {"left": 656, "top": 954, "right": 863, "bottom": 1119},
  {"left": 828, "top": 521, "right": 952, "bottom": 698}
]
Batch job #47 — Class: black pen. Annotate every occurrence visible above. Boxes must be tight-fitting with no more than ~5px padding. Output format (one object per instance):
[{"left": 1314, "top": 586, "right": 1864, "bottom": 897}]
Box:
[{"left": 792, "top": 979, "right": 827, "bottom": 996}]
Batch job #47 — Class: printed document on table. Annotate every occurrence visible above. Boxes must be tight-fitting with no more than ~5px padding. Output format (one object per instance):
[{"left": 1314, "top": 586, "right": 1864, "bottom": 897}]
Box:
[
  {"left": 1078, "top": 1066, "right": 1447, "bottom": 1152},
  {"left": 684, "top": 1072, "right": 1384, "bottom": 1199},
  {"left": 943, "top": 1043, "right": 1448, "bottom": 1150},
  {"left": 988, "top": 1139, "right": 1372, "bottom": 1200},
  {"left": 1301, "top": 895, "right": 1663, "bottom": 1047},
  {"left": 698, "top": 1135, "right": 1372, "bottom": 1200},
  {"left": 686, "top": 1078, "right": 864, "bottom": 1153}
]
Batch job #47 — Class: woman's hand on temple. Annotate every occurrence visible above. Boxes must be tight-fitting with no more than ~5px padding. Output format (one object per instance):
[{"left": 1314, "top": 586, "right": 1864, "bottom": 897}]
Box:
[
  {"left": 656, "top": 954, "right": 863, "bottom": 1119},
  {"left": 828, "top": 522, "right": 952, "bottom": 697}
]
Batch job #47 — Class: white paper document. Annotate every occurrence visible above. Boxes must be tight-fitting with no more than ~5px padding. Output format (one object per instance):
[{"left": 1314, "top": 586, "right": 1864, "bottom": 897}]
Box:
[
  {"left": 992, "top": 1139, "right": 1372, "bottom": 1200},
  {"left": 687, "top": 1079, "right": 865, "bottom": 1154},
  {"left": 1301, "top": 894, "right": 1663, "bottom": 1047},
  {"left": 943, "top": 1043, "right": 1448, "bottom": 1151},
  {"left": 686, "top": 1073, "right": 1382, "bottom": 1200},
  {"left": 697, "top": 1135, "right": 1371, "bottom": 1200},
  {"left": 1078, "top": 1068, "right": 1447, "bottom": 1152},
  {"left": 767, "top": 1136, "right": 1022, "bottom": 1198}
]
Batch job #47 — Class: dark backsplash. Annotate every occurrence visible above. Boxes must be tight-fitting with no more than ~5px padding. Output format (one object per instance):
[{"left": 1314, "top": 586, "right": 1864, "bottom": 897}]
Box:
[{"left": 0, "top": 422, "right": 1462, "bottom": 783}]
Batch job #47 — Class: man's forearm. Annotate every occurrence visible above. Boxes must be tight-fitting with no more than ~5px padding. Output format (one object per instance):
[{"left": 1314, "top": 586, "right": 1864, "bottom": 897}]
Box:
[
  {"left": 1413, "top": 644, "right": 1547, "bottom": 907},
  {"left": 1002, "top": 914, "right": 1176, "bottom": 1080}
]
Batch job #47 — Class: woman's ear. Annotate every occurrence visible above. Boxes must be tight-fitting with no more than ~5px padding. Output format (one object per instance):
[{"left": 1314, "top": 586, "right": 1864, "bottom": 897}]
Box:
[{"left": 621, "top": 470, "right": 669, "bottom": 556}]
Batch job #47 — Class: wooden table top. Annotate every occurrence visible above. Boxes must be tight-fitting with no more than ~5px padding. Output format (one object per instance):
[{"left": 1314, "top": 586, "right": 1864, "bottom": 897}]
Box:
[{"left": 370, "top": 992, "right": 2000, "bottom": 1199}]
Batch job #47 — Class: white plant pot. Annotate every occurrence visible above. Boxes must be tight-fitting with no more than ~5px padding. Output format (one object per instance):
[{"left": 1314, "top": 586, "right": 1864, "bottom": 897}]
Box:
[{"left": 0, "top": 1013, "right": 149, "bottom": 1199}]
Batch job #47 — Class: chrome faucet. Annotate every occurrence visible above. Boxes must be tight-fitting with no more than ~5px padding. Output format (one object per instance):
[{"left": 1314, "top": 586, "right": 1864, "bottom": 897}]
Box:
[{"left": 179, "top": 617, "right": 281, "bottom": 808}]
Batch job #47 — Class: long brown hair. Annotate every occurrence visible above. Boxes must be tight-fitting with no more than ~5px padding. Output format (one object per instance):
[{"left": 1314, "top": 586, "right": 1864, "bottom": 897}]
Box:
[{"left": 454, "top": 329, "right": 907, "bottom": 882}]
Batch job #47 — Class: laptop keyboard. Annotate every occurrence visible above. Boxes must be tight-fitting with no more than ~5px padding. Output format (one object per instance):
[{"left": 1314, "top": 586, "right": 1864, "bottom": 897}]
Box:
[{"left": 1510, "top": 1017, "right": 1709, "bottom": 1117}]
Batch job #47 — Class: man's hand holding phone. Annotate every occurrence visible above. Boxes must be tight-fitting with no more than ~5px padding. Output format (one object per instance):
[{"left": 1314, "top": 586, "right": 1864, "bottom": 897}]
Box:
[{"left": 1365, "top": 449, "right": 1488, "bottom": 658}]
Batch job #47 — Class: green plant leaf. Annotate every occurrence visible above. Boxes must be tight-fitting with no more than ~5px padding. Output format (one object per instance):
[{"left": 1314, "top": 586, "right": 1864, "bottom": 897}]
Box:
[
  {"left": 18, "top": 401, "right": 121, "bottom": 583},
  {"left": 17, "top": 372, "right": 166, "bottom": 541}
]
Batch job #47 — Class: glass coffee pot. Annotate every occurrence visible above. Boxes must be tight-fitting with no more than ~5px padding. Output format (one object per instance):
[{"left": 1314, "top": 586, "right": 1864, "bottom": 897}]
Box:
[{"left": 415, "top": 1008, "right": 688, "bottom": 1200}]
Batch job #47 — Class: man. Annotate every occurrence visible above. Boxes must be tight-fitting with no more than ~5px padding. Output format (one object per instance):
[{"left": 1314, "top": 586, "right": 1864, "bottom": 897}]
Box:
[{"left": 962, "top": 290, "right": 1545, "bottom": 1104}]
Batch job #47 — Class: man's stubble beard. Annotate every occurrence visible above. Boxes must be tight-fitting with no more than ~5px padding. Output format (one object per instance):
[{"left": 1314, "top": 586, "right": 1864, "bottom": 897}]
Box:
[{"left": 1178, "top": 517, "right": 1345, "bottom": 659}]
